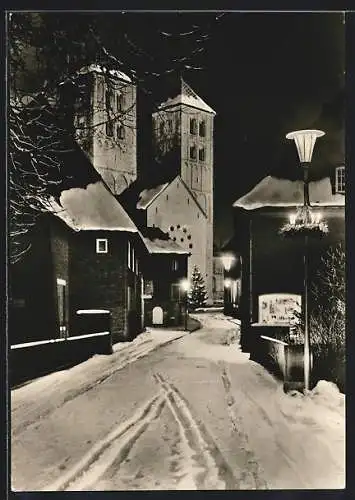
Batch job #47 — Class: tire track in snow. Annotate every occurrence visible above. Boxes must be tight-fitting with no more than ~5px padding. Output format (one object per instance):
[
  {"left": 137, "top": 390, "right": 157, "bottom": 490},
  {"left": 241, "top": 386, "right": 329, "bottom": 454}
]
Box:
[
  {"left": 42, "top": 392, "right": 166, "bottom": 491},
  {"left": 12, "top": 336, "right": 183, "bottom": 436},
  {"left": 154, "top": 372, "right": 241, "bottom": 490}
]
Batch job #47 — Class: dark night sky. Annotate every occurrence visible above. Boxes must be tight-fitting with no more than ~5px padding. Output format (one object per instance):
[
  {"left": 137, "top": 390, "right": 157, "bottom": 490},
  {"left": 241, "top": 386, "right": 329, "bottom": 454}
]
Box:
[
  {"left": 125, "top": 12, "right": 345, "bottom": 246},
  {"left": 18, "top": 11, "right": 345, "bottom": 246}
]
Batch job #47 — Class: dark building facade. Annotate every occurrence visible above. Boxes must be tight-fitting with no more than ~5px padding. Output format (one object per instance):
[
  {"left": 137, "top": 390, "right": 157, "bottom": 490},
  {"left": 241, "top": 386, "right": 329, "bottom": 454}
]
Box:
[
  {"left": 230, "top": 172, "right": 345, "bottom": 353},
  {"left": 140, "top": 227, "right": 189, "bottom": 327},
  {"left": 9, "top": 176, "right": 147, "bottom": 347}
]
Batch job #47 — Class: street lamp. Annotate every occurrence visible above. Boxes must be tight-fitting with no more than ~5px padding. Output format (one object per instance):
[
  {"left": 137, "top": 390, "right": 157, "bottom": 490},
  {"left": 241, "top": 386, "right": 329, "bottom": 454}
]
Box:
[
  {"left": 221, "top": 253, "right": 236, "bottom": 316},
  {"left": 283, "top": 129, "right": 326, "bottom": 391},
  {"left": 180, "top": 278, "right": 190, "bottom": 330},
  {"left": 220, "top": 253, "right": 236, "bottom": 272}
]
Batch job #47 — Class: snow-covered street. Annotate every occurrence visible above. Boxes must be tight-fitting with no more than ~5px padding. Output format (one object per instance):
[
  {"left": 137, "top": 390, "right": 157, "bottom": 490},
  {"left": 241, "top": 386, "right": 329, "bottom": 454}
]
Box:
[{"left": 11, "top": 313, "right": 345, "bottom": 491}]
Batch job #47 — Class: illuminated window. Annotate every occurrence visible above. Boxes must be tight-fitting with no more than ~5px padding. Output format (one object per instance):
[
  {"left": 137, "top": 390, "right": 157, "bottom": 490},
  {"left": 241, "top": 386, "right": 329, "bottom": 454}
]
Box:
[
  {"left": 127, "top": 241, "right": 131, "bottom": 268},
  {"left": 335, "top": 166, "right": 345, "bottom": 194},
  {"left": 172, "top": 259, "right": 178, "bottom": 271},
  {"left": 132, "top": 245, "right": 135, "bottom": 272},
  {"left": 96, "top": 238, "right": 108, "bottom": 253},
  {"left": 56, "top": 278, "right": 67, "bottom": 338}
]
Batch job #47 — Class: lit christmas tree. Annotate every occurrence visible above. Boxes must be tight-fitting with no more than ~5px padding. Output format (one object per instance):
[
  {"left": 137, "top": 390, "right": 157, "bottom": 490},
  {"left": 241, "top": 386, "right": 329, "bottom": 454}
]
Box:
[{"left": 188, "top": 265, "right": 208, "bottom": 310}]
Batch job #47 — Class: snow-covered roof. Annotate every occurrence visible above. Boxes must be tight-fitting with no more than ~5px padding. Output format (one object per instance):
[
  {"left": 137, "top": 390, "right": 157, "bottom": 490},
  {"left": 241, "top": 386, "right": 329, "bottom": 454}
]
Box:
[
  {"left": 78, "top": 64, "right": 132, "bottom": 83},
  {"left": 50, "top": 181, "right": 138, "bottom": 232},
  {"left": 136, "top": 183, "right": 170, "bottom": 209},
  {"left": 233, "top": 176, "right": 345, "bottom": 210},
  {"left": 158, "top": 79, "right": 216, "bottom": 115},
  {"left": 142, "top": 235, "right": 189, "bottom": 255}
]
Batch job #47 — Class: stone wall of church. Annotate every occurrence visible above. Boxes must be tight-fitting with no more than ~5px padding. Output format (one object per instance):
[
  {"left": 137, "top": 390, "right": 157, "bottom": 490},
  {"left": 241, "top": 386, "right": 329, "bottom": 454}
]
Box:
[
  {"left": 146, "top": 177, "right": 209, "bottom": 297},
  {"left": 86, "top": 73, "right": 137, "bottom": 195},
  {"left": 180, "top": 105, "right": 214, "bottom": 304}
]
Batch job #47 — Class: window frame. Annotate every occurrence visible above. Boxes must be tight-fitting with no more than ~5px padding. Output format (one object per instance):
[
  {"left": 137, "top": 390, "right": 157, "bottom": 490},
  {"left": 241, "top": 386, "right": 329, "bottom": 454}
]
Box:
[
  {"left": 96, "top": 238, "right": 108, "bottom": 254},
  {"left": 117, "top": 124, "right": 125, "bottom": 140},
  {"left": 189, "top": 144, "right": 197, "bottom": 160},
  {"left": 198, "top": 147, "right": 205, "bottom": 162},
  {"left": 190, "top": 117, "right": 197, "bottom": 135},
  {"left": 335, "top": 166, "right": 345, "bottom": 194},
  {"left": 199, "top": 120, "right": 206, "bottom": 137}
]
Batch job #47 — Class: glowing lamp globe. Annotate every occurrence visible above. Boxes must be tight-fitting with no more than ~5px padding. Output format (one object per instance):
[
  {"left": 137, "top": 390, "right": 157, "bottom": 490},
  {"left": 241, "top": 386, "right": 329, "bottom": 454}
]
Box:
[
  {"left": 224, "top": 278, "right": 232, "bottom": 289},
  {"left": 220, "top": 253, "right": 236, "bottom": 272},
  {"left": 286, "top": 129, "right": 325, "bottom": 163}
]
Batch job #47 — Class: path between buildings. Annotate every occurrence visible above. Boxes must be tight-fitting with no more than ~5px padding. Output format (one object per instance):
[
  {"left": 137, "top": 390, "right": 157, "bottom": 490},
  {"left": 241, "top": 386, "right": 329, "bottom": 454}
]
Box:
[{"left": 11, "top": 313, "right": 345, "bottom": 491}]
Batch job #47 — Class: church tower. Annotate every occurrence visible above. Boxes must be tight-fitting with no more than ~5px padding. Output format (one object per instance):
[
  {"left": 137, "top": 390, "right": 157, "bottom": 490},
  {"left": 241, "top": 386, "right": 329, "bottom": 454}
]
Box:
[
  {"left": 74, "top": 65, "right": 137, "bottom": 195},
  {"left": 152, "top": 78, "right": 216, "bottom": 302}
]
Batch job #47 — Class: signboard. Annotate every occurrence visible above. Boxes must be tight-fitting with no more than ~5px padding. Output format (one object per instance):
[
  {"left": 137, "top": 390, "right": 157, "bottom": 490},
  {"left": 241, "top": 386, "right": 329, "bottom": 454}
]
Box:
[{"left": 258, "top": 293, "right": 301, "bottom": 325}]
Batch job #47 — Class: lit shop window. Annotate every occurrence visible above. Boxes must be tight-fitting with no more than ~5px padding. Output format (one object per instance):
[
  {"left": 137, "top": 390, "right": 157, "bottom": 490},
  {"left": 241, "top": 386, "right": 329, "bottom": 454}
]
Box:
[{"left": 96, "top": 238, "right": 108, "bottom": 254}]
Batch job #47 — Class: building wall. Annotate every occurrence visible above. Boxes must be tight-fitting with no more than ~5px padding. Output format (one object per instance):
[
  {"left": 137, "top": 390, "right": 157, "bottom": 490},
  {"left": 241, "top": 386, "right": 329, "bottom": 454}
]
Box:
[
  {"left": 146, "top": 177, "right": 208, "bottom": 297},
  {"left": 69, "top": 231, "right": 142, "bottom": 342},
  {"left": 75, "top": 71, "right": 137, "bottom": 195},
  {"left": 235, "top": 207, "right": 345, "bottom": 340},
  {"left": 152, "top": 102, "right": 214, "bottom": 302},
  {"left": 9, "top": 217, "right": 63, "bottom": 345},
  {"left": 50, "top": 218, "right": 70, "bottom": 337},
  {"left": 142, "top": 252, "right": 188, "bottom": 325}
]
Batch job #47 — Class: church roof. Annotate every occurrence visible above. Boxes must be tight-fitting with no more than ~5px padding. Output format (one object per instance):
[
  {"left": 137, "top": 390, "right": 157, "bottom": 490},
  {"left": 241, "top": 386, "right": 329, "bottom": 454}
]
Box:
[
  {"left": 157, "top": 78, "right": 216, "bottom": 115},
  {"left": 77, "top": 64, "right": 132, "bottom": 83},
  {"left": 118, "top": 171, "right": 207, "bottom": 218},
  {"left": 137, "top": 183, "right": 170, "bottom": 209},
  {"left": 233, "top": 175, "right": 345, "bottom": 210},
  {"left": 139, "top": 226, "right": 189, "bottom": 255}
]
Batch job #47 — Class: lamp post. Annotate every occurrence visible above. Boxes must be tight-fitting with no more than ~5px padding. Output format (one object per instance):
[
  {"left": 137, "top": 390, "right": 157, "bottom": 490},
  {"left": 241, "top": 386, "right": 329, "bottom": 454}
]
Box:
[
  {"left": 180, "top": 278, "right": 190, "bottom": 331},
  {"left": 284, "top": 129, "right": 325, "bottom": 391},
  {"left": 221, "top": 253, "right": 236, "bottom": 316}
]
